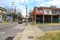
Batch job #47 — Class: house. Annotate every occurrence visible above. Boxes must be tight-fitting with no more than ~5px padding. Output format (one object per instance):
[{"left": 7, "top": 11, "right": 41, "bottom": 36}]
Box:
[
  {"left": 0, "top": 7, "right": 7, "bottom": 22},
  {"left": 33, "top": 6, "right": 60, "bottom": 23}
]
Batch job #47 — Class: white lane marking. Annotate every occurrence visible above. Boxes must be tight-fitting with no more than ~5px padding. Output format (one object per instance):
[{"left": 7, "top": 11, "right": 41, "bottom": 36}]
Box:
[{"left": 0, "top": 32, "right": 5, "bottom": 35}]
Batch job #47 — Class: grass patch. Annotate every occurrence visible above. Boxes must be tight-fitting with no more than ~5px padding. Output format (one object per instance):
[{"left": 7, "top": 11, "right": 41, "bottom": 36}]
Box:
[
  {"left": 30, "top": 23, "right": 60, "bottom": 27},
  {"left": 30, "top": 22, "right": 36, "bottom": 26},
  {"left": 36, "top": 30, "right": 60, "bottom": 40}
]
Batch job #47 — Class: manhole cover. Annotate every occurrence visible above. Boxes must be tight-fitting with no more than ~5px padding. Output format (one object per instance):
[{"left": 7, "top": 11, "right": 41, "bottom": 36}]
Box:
[{"left": 28, "top": 36, "right": 34, "bottom": 39}]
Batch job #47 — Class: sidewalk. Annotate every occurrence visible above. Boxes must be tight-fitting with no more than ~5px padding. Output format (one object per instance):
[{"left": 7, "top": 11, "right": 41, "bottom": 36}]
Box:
[
  {"left": 0, "top": 22, "right": 18, "bottom": 28},
  {"left": 13, "top": 26, "right": 45, "bottom": 40},
  {"left": 0, "top": 22, "right": 10, "bottom": 25}
]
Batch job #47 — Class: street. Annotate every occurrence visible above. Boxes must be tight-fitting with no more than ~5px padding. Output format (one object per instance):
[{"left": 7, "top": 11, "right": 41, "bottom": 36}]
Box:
[{"left": 0, "top": 23, "right": 25, "bottom": 40}]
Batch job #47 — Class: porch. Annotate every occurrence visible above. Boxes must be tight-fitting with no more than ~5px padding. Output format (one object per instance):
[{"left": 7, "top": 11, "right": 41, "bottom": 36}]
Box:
[{"left": 36, "top": 15, "right": 59, "bottom": 23}]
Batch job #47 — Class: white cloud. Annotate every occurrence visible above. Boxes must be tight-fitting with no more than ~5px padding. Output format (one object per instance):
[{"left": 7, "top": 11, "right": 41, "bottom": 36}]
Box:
[
  {"left": 14, "top": 0, "right": 33, "bottom": 17},
  {"left": 40, "top": 4, "right": 46, "bottom": 7},
  {"left": 9, "top": 0, "right": 60, "bottom": 17},
  {"left": 10, "top": 0, "right": 30, "bottom": 17},
  {"left": 19, "top": 0, "right": 29, "bottom": 4},
  {"left": 48, "top": 0, "right": 60, "bottom": 5},
  {"left": 35, "top": 0, "right": 44, "bottom": 2},
  {"left": 12, "top": 0, "right": 19, "bottom": 3},
  {"left": 43, "top": 0, "right": 60, "bottom": 7},
  {"left": 16, "top": 5, "right": 26, "bottom": 17},
  {"left": 1, "top": 0, "right": 60, "bottom": 17},
  {"left": 37, "top": 0, "right": 60, "bottom": 7}
]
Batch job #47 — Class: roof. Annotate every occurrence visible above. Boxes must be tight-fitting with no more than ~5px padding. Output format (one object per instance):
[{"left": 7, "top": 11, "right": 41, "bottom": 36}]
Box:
[
  {"left": 36, "top": 6, "right": 60, "bottom": 10},
  {"left": 0, "top": 7, "right": 7, "bottom": 12}
]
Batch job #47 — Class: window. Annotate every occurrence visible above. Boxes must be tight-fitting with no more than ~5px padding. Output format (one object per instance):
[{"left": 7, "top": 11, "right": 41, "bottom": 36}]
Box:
[
  {"left": 53, "top": 10, "right": 59, "bottom": 14},
  {"left": 45, "top": 10, "right": 51, "bottom": 14},
  {"left": 46, "top": 10, "right": 50, "bottom": 14}
]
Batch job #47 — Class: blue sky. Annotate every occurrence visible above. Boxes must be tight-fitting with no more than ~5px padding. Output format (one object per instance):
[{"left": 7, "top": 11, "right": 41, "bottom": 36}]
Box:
[{"left": 0, "top": 0, "right": 60, "bottom": 16}]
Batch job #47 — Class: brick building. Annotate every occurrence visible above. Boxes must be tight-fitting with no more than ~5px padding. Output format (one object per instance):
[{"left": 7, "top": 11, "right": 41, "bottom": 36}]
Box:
[{"left": 33, "top": 6, "right": 60, "bottom": 23}]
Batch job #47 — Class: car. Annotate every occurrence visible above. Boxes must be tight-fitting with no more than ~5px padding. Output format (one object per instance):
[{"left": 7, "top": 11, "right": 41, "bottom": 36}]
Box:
[
  {"left": 18, "top": 20, "right": 22, "bottom": 24},
  {"left": 22, "top": 19, "right": 25, "bottom": 22}
]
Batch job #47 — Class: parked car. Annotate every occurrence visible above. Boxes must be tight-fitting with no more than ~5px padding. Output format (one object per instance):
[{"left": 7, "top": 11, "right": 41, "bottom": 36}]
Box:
[
  {"left": 22, "top": 18, "right": 25, "bottom": 22},
  {"left": 18, "top": 18, "right": 22, "bottom": 24},
  {"left": 18, "top": 20, "right": 22, "bottom": 24}
]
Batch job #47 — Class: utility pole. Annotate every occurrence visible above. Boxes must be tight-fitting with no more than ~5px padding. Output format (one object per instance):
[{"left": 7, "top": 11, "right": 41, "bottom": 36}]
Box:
[
  {"left": 11, "top": 2, "right": 14, "bottom": 22},
  {"left": 20, "top": 0, "right": 28, "bottom": 26},
  {"left": 24, "top": 0, "right": 28, "bottom": 26},
  {"left": 25, "top": 5, "right": 28, "bottom": 26}
]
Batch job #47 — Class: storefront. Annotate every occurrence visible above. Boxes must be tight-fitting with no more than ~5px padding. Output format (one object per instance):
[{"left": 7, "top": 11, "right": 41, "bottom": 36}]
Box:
[{"left": 33, "top": 6, "right": 60, "bottom": 23}]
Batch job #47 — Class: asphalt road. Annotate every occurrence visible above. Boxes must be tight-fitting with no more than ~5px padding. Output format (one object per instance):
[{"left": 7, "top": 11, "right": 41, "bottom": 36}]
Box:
[
  {"left": 0, "top": 23, "right": 25, "bottom": 40},
  {"left": 38, "top": 25, "right": 60, "bottom": 31}
]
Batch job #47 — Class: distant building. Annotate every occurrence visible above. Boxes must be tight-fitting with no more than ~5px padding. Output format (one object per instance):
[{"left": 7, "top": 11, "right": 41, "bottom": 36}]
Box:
[
  {"left": 33, "top": 6, "right": 60, "bottom": 23},
  {"left": 0, "top": 7, "right": 7, "bottom": 22}
]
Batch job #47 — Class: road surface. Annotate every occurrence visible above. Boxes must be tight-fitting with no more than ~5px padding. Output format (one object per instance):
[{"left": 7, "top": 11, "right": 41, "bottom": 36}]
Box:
[
  {"left": 39, "top": 25, "right": 60, "bottom": 31},
  {"left": 0, "top": 23, "right": 25, "bottom": 40}
]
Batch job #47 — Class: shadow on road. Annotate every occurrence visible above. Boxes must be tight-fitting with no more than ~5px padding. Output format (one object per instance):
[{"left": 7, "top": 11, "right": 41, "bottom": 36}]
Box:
[{"left": 5, "top": 37, "right": 14, "bottom": 40}]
